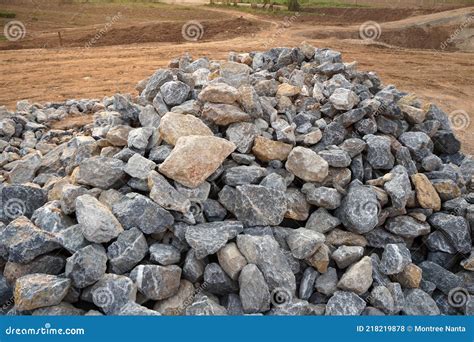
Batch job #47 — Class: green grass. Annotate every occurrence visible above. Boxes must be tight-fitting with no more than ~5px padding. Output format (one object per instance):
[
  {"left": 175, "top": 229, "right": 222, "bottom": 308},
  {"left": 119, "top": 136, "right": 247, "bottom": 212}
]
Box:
[{"left": 0, "top": 11, "right": 16, "bottom": 18}]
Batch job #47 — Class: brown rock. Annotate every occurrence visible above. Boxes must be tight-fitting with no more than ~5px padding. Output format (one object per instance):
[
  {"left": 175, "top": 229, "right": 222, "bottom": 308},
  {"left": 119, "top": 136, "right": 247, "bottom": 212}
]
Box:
[
  {"left": 251, "top": 136, "right": 293, "bottom": 162},
  {"left": 277, "top": 83, "right": 301, "bottom": 97},
  {"left": 217, "top": 242, "right": 248, "bottom": 280},
  {"left": 326, "top": 228, "right": 368, "bottom": 247},
  {"left": 337, "top": 256, "right": 373, "bottom": 295},
  {"left": 159, "top": 112, "right": 213, "bottom": 145},
  {"left": 106, "top": 125, "right": 133, "bottom": 147},
  {"left": 306, "top": 244, "right": 330, "bottom": 273},
  {"left": 433, "top": 180, "right": 461, "bottom": 201},
  {"left": 285, "top": 188, "right": 310, "bottom": 221},
  {"left": 159, "top": 135, "right": 236, "bottom": 188},
  {"left": 285, "top": 146, "right": 329, "bottom": 182},
  {"left": 153, "top": 279, "right": 195, "bottom": 315},
  {"left": 198, "top": 83, "right": 239, "bottom": 104},
  {"left": 411, "top": 173, "right": 441, "bottom": 211},
  {"left": 201, "top": 103, "right": 252, "bottom": 126},
  {"left": 392, "top": 263, "right": 422, "bottom": 288}
]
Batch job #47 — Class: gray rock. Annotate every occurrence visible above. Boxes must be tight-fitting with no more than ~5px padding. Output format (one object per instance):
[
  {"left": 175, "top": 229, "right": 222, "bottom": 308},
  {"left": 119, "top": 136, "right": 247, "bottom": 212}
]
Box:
[
  {"left": 315, "top": 267, "right": 338, "bottom": 296},
  {"left": 427, "top": 213, "right": 471, "bottom": 254},
  {"left": 226, "top": 122, "right": 258, "bottom": 154},
  {"left": 399, "top": 131, "right": 433, "bottom": 161},
  {"left": 9, "top": 152, "right": 42, "bottom": 184},
  {"left": 329, "top": 88, "right": 359, "bottom": 111},
  {"left": 326, "top": 291, "right": 366, "bottom": 315},
  {"left": 286, "top": 228, "right": 325, "bottom": 259},
  {"left": 31, "top": 200, "right": 74, "bottom": 233},
  {"left": 204, "top": 263, "right": 238, "bottom": 296},
  {"left": 223, "top": 165, "right": 267, "bottom": 186},
  {"left": 239, "top": 264, "right": 271, "bottom": 313},
  {"left": 385, "top": 215, "right": 430, "bottom": 238},
  {"left": 130, "top": 264, "right": 181, "bottom": 300},
  {"left": 0, "top": 184, "right": 46, "bottom": 224},
  {"left": 142, "top": 69, "right": 174, "bottom": 101},
  {"left": 148, "top": 171, "right": 191, "bottom": 213},
  {"left": 336, "top": 181, "right": 379, "bottom": 234},
  {"left": 185, "top": 294, "right": 228, "bottom": 316},
  {"left": 402, "top": 289, "right": 440, "bottom": 315},
  {"left": 160, "top": 81, "right": 190, "bottom": 106},
  {"left": 319, "top": 149, "right": 351, "bottom": 168},
  {"left": 65, "top": 244, "right": 107, "bottom": 288},
  {"left": 60, "top": 184, "right": 88, "bottom": 215},
  {"left": 185, "top": 221, "right": 243, "bottom": 259},
  {"left": 379, "top": 243, "right": 412, "bottom": 275},
  {"left": 369, "top": 286, "right": 394, "bottom": 314},
  {"left": 237, "top": 234, "right": 296, "bottom": 293},
  {"left": 332, "top": 245, "right": 364, "bottom": 269},
  {"left": 305, "top": 208, "right": 341, "bottom": 234},
  {"left": 14, "top": 274, "right": 71, "bottom": 311},
  {"left": 107, "top": 228, "right": 148, "bottom": 274},
  {"left": 364, "top": 134, "right": 394, "bottom": 170},
  {"left": 150, "top": 243, "right": 181, "bottom": 266},
  {"left": 419, "top": 261, "right": 463, "bottom": 295},
  {"left": 219, "top": 185, "right": 287, "bottom": 227},
  {"left": 76, "top": 194, "right": 123, "bottom": 243},
  {"left": 57, "top": 224, "right": 90, "bottom": 254},
  {"left": 383, "top": 165, "right": 411, "bottom": 209},
  {"left": 299, "top": 267, "right": 318, "bottom": 300},
  {"left": 301, "top": 184, "right": 341, "bottom": 209},
  {"left": 76, "top": 156, "right": 125, "bottom": 189},
  {"left": 91, "top": 274, "right": 137, "bottom": 314},
  {"left": 182, "top": 250, "right": 205, "bottom": 283},
  {"left": 0, "top": 217, "right": 60, "bottom": 263},
  {"left": 112, "top": 192, "right": 174, "bottom": 235},
  {"left": 124, "top": 153, "right": 156, "bottom": 180},
  {"left": 117, "top": 301, "right": 161, "bottom": 316}
]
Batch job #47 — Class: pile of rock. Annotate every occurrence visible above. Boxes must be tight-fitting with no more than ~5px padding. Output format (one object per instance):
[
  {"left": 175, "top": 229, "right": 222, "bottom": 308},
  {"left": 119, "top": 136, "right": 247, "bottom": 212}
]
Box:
[{"left": 0, "top": 42, "right": 472, "bottom": 316}]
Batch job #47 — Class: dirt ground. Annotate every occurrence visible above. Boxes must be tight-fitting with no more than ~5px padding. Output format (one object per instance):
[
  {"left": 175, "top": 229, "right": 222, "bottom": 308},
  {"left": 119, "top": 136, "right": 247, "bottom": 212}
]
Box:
[{"left": 0, "top": 1, "right": 472, "bottom": 152}]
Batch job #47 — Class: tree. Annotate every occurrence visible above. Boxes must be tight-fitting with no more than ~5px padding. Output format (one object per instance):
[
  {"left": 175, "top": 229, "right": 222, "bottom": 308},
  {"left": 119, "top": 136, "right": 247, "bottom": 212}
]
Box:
[{"left": 288, "top": 0, "right": 300, "bottom": 11}]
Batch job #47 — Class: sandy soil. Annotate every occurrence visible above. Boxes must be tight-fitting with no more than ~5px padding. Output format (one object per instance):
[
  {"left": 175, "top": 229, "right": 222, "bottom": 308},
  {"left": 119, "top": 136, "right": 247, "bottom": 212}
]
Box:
[{"left": 0, "top": 2, "right": 472, "bottom": 152}]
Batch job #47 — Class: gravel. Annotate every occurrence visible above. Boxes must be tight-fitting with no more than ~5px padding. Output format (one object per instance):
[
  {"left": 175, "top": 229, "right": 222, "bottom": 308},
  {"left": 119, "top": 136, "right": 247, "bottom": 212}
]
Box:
[{"left": 0, "top": 43, "right": 472, "bottom": 316}]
